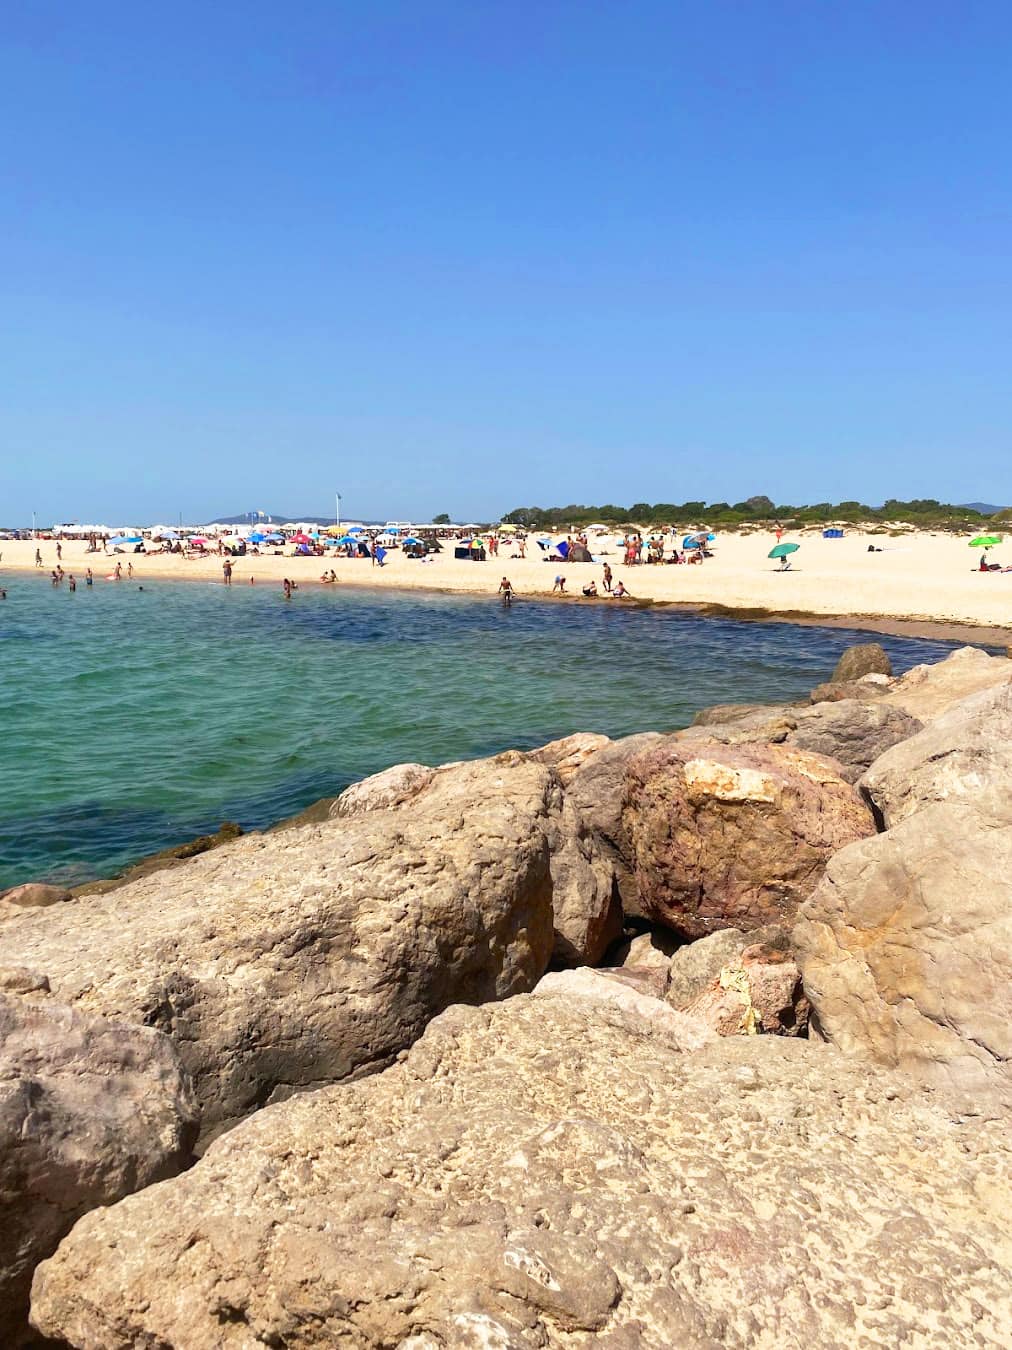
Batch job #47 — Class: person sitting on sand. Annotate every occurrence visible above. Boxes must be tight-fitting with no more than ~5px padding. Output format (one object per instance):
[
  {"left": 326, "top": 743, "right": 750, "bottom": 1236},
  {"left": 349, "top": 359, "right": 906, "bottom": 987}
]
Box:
[
  {"left": 553, "top": 575, "right": 566, "bottom": 593},
  {"left": 582, "top": 580, "right": 598, "bottom": 597},
  {"left": 613, "top": 580, "right": 631, "bottom": 598}
]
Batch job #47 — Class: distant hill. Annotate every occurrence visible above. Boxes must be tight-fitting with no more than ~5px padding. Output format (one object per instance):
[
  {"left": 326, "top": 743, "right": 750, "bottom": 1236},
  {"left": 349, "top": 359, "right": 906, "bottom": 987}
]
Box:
[
  {"left": 207, "top": 512, "right": 369, "bottom": 527},
  {"left": 960, "top": 502, "right": 1004, "bottom": 516}
]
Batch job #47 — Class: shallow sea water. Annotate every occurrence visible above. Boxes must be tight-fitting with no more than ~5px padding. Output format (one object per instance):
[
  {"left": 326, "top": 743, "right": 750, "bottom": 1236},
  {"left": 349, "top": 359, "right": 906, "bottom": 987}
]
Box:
[{"left": 0, "top": 574, "right": 973, "bottom": 888}]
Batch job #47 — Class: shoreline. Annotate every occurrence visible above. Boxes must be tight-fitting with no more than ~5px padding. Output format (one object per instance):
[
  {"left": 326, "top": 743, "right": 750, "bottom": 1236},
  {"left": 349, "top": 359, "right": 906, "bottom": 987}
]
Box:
[{"left": 4, "top": 536, "right": 1010, "bottom": 648}]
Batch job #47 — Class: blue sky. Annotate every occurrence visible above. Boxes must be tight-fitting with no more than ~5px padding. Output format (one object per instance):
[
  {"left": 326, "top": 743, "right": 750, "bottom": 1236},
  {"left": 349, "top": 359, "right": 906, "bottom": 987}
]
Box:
[{"left": 2, "top": 1, "right": 1010, "bottom": 524}]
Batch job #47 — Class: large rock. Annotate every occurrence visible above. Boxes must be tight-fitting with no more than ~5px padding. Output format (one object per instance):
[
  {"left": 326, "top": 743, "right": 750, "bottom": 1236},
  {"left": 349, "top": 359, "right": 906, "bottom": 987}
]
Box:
[
  {"left": 665, "top": 928, "right": 750, "bottom": 1008},
  {"left": 831, "top": 641, "right": 892, "bottom": 682},
  {"left": 544, "top": 793, "right": 622, "bottom": 966},
  {"left": 32, "top": 994, "right": 1012, "bottom": 1348},
  {"left": 794, "top": 793, "right": 1012, "bottom": 1109},
  {"left": 0, "top": 757, "right": 558, "bottom": 1148},
  {"left": 881, "top": 644, "right": 1012, "bottom": 721},
  {"left": 622, "top": 740, "right": 875, "bottom": 939},
  {"left": 679, "top": 699, "right": 921, "bottom": 783},
  {"left": 1, "top": 992, "right": 197, "bottom": 1345},
  {"left": 860, "top": 681, "right": 1012, "bottom": 826}
]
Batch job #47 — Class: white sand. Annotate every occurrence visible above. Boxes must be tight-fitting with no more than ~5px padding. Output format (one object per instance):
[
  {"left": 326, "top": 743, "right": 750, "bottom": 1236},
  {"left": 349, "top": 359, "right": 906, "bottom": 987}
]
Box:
[{"left": 3, "top": 530, "right": 1011, "bottom": 634}]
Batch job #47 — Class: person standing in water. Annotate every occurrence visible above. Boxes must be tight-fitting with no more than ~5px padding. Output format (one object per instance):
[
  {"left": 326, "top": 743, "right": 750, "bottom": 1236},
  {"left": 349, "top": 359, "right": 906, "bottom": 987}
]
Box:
[
  {"left": 86, "top": 568, "right": 93, "bottom": 586},
  {"left": 68, "top": 574, "right": 76, "bottom": 591},
  {"left": 223, "top": 560, "right": 233, "bottom": 586}
]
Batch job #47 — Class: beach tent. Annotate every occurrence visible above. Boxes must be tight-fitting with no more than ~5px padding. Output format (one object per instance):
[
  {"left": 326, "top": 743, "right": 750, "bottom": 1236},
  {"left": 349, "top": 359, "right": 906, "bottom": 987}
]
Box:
[
  {"left": 554, "top": 540, "right": 570, "bottom": 559},
  {"left": 822, "top": 529, "right": 844, "bottom": 539}
]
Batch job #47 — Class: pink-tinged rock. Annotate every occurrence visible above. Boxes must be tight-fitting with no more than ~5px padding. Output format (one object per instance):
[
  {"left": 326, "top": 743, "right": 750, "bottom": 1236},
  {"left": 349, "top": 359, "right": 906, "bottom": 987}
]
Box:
[
  {"left": 1, "top": 884, "right": 72, "bottom": 909},
  {"left": 682, "top": 944, "right": 808, "bottom": 1037},
  {"left": 622, "top": 739, "right": 875, "bottom": 940},
  {"left": 528, "top": 732, "right": 611, "bottom": 784}
]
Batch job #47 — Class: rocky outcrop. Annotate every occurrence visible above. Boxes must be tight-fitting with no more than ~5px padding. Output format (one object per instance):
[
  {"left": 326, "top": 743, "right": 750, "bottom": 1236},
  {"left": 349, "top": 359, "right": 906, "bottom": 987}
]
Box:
[
  {"left": 1, "top": 992, "right": 197, "bottom": 1345},
  {"left": 31, "top": 993, "right": 1012, "bottom": 1348},
  {"left": 680, "top": 699, "right": 921, "bottom": 783},
  {"left": 622, "top": 740, "right": 875, "bottom": 939},
  {"left": 831, "top": 641, "right": 892, "bottom": 682},
  {"left": 880, "top": 644, "right": 1012, "bottom": 721},
  {"left": 809, "top": 673, "right": 892, "bottom": 703},
  {"left": 682, "top": 943, "right": 808, "bottom": 1036},
  {"left": 860, "top": 681, "right": 1012, "bottom": 826},
  {"left": 0, "top": 757, "right": 558, "bottom": 1148},
  {"left": 544, "top": 793, "right": 622, "bottom": 966},
  {"left": 329, "top": 762, "right": 434, "bottom": 817},
  {"left": 794, "top": 793, "right": 1012, "bottom": 1109}
]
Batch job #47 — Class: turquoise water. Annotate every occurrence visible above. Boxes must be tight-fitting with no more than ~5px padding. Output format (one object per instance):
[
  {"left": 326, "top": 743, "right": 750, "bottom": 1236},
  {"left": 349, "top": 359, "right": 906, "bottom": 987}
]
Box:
[{"left": 0, "top": 575, "right": 970, "bottom": 888}]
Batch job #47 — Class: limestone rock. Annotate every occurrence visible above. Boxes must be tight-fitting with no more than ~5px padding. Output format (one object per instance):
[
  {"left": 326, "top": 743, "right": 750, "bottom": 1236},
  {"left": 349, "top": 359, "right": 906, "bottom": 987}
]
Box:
[
  {"left": 545, "top": 793, "right": 622, "bottom": 966},
  {"left": 860, "top": 681, "right": 1012, "bottom": 826},
  {"left": 682, "top": 944, "right": 808, "bottom": 1036},
  {"left": 666, "top": 928, "right": 749, "bottom": 1008},
  {"left": 528, "top": 732, "right": 611, "bottom": 784},
  {"left": 881, "top": 644, "right": 1012, "bottom": 721},
  {"left": 533, "top": 968, "right": 716, "bottom": 1053},
  {"left": 679, "top": 699, "right": 921, "bottom": 783},
  {"left": 831, "top": 641, "right": 892, "bottom": 682},
  {"left": 1, "top": 994, "right": 197, "bottom": 1345},
  {"left": 809, "top": 675, "right": 891, "bottom": 704},
  {"left": 622, "top": 739, "right": 875, "bottom": 939},
  {"left": 611, "top": 927, "right": 681, "bottom": 971},
  {"left": 0, "top": 757, "right": 558, "bottom": 1148},
  {"left": 329, "top": 762, "right": 434, "bottom": 817},
  {"left": 794, "top": 793, "right": 1012, "bottom": 1108},
  {"left": 0, "top": 883, "right": 72, "bottom": 908},
  {"left": 31, "top": 995, "right": 1012, "bottom": 1348}
]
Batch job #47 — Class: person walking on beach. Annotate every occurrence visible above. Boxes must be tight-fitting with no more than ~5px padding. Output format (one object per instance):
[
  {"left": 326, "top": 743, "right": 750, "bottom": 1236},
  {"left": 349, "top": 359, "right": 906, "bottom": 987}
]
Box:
[
  {"left": 34, "top": 548, "right": 42, "bottom": 567},
  {"left": 223, "top": 560, "right": 233, "bottom": 586},
  {"left": 553, "top": 575, "right": 566, "bottom": 593},
  {"left": 114, "top": 562, "right": 122, "bottom": 580},
  {"left": 602, "top": 563, "right": 613, "bottom": 593},
  {"left": 127, "top": 561, "right": 133, "bottom": 579},
  {"left": 56, "top": 541, "right": 62, "bottom": 561}
]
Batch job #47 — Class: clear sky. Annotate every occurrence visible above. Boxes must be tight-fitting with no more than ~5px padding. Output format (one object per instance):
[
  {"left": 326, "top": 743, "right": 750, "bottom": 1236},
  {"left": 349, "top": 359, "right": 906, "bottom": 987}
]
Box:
[{"left": 2, "top": 1, "right": 1010, "bottom": 525}]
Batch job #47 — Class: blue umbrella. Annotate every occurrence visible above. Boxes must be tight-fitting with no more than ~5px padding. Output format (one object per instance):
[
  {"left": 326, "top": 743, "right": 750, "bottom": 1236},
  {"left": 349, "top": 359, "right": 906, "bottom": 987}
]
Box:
[
  {"left": 402, "top": 536, "right": 421, "bottom": 546},
  {"left": 249, "top": 531, "right": 265, "bottom": 543},
  {"left": 682, "top": 535, "right": 701, "bottom": 550},
  {"left": 336, "top": 535, "right": 360, "bottom": 546},
  {"left": 106, "top": 536, "right": 130, "bottom": 548}
]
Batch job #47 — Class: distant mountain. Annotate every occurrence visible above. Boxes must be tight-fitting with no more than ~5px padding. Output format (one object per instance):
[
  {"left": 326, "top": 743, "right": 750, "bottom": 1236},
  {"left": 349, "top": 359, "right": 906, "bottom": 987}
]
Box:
[
  {"left": 207, "top": 511, "right": 373, "bottom": 527},
  {"left": 960, "top": 502, "right": 1005, "bottom": 516}
]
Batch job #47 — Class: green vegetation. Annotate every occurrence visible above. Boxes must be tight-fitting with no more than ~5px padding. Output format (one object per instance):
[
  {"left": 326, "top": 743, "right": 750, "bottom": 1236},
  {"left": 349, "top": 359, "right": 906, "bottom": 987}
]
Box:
[{"left": 501, "top": 497, "right": 1001, "bottom": 532}]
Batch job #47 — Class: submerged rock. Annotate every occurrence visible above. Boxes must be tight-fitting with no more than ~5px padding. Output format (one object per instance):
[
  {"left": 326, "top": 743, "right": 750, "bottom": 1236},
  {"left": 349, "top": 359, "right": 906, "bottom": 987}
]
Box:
[
  {"left": 1, "top": 993, "right": 197, "bottom": 1346},
  {"left": 0, "top": 757, "right": 558, "bottom": 1148},
  {"left": 622, "top": 739, "right": 875, "bottom": 939},
  {"left": 31, "top": 993, "right": 1012, "bottom": 1348},
  {"left": 794, "top": 793, "right": 1012, "bottom": 1109}
]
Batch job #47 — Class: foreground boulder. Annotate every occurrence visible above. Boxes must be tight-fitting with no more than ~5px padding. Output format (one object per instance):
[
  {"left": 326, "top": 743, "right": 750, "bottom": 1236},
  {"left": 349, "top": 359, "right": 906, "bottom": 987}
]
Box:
[
  {"left": 329, "top": 762, "right": 434, "bottom": 817},
  {"left": 32, "top": 993, "right": 1012, "bottom": 1348},
  {"left": 860, "top": 681, "right": 1012, "bottom": 826},
  {"left": 682, "top": 698, "right": 921, "bottom": 783},
  {"left": 0, "top": 757, "right": 558, "bottom": 1147},
  {"left": 622, "top": 740, "right": 875, "bottom": 939},
  {"left": 794, "top": 793, "right": 1012, "bottom": 1109},
  {"left": 1, "top": 992, "right": 197, "bottom": 1345},
  {"left": 831, "top": 641, "right": 892, "bottom": 682},
  {"left": 0, "top": 883, "right": 71, "bottom": 909}
]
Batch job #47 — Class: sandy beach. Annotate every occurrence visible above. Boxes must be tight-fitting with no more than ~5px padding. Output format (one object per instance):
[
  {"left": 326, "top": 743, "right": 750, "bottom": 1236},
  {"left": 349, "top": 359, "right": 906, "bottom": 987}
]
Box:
[{"left": 3, "top": 530, "right": 1011, "bottom": 641}]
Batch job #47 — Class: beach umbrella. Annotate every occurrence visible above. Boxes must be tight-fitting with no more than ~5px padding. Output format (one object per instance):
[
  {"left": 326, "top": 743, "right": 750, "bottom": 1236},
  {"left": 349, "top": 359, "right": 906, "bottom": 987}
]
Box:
[
  {"left": 347, "top": 526, "right": 364, "bottom": 534},
  {"left": 292, "top": 533, "right": 312, "bottom": 544},
  {"left": 124, "top": 535, "right": 143, "bottom": 545},
  {"left": 249, "top": 531, "right": 265, "bottom": 543},
  {"left": 768, "top": 542, "right": 800, "bottom": 560},
  {"left": 190, "top": 537, "right": 207, "bottom": 546},
  {"left": 264, "top": 533, "right": 283, "bottom": 542},
  {"left": 682, "top": 536, "right": 702, "bottom": 550},
  {"left": 969, "top": 535, "right": 1001, "bottom": 548},
  {"left": 402, "top": 536, "right": 421, "bottom": 546},
  {"left": 106, "top": 536, "right": 130, "bottom": 548},
  {"left": 336, "top": 535, "right": 359, "bottom": 546}
]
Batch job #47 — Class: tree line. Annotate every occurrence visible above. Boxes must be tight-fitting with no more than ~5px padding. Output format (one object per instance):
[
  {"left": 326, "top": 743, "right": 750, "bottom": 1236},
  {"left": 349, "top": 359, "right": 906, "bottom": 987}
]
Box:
[{"left": 501, "top": 496, "right": 1001, "bottom": 530}]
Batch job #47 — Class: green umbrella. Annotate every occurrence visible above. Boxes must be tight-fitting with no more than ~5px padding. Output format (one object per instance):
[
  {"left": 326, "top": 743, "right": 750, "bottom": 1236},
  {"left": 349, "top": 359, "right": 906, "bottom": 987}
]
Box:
[
  {"left": 768, "top": 542, "right": 800, "bottom": 559},
  {"left": 969, "top": 535, "right": 1001, "bottom": 547}
]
